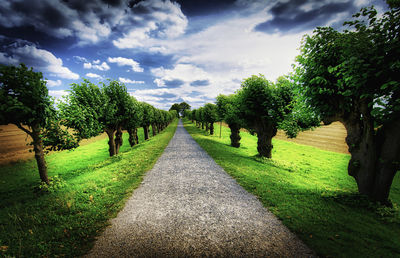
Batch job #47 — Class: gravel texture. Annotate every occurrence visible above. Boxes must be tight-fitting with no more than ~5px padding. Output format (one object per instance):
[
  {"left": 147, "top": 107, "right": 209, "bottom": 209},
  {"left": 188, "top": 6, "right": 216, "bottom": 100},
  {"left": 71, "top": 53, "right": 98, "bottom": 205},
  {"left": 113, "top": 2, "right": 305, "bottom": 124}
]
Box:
[{"left": 86, "top": 120, "right": 315, "bottom": 257}]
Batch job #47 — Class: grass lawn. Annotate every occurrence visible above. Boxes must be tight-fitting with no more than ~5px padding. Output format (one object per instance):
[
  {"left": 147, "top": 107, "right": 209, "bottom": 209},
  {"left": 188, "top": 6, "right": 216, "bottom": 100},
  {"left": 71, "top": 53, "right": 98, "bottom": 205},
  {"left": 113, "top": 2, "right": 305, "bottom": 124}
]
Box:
[
  {"left": 184, "top": 119, "right": 400, "bottom": 257},
  {"left": 0, "top": 121, "right": 178, "bottom": 257}
]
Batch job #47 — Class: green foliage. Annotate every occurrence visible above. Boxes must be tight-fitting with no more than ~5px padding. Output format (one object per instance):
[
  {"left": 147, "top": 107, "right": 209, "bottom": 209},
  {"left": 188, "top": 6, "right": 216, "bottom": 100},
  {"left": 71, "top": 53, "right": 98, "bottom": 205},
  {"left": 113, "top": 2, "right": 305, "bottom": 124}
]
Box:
[
  {"left": 179, "top": 102, "right": 191, "bottom": 116},
  {"left": 295, "top": 6, "right": 400, "bottom": 126},
  {"left": 125, "top": 96, "right": 143, "bottom": 131},
  {"left": 141, "top": 102, "right": 155, "bottom": 126},
  {"left": 203, "top": 103, "right": 218, "bottom": 123},
  {"left": 169, "top": 103, "right": 181, "bottom": 117},
  {"left": 169, "top": 102, "right": 191, "bottom": 117},
  {"left": 59, "top": 79, "right": 104, "bottom": 140},
  {"left": 237, "top": 74, "right": 293, "bottom": 130},
  {"left": 0, "top": 64, "right": 52, "bottom": 127},
  {"left": 101, "top": 80, "right": 133, "bottom": 129}
]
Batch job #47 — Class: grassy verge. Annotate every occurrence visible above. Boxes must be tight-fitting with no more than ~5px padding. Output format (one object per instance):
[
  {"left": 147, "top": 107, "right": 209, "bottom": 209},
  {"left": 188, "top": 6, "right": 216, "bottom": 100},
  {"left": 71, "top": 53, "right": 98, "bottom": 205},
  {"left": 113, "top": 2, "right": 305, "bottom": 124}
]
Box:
[
  {"left": 0, "top": 121, "right": 178, "bottom": 257},
  {"left": 183, "top": 119, "right": 400, "bottom": 257}
]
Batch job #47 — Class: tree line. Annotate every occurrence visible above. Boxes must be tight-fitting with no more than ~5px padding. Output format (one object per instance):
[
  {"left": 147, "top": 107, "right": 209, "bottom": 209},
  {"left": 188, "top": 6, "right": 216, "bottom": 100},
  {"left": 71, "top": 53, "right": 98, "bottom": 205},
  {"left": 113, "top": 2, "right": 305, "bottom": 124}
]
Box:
[
  {"left": 187, "top": 5, "right": 400, "bottom": 205},
  {"left": 0, "top": 65, "right": 177, "bottom": 185}
]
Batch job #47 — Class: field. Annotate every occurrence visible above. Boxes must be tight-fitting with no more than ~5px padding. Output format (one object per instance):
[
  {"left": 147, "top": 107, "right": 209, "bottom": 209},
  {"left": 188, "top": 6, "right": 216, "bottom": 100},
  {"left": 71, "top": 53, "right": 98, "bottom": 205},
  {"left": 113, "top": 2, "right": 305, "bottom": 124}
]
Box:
[
  {"left": 184, "top": 119, "right": 400, "bottom": 257},
  {"left": 275, "top": 122, "right": 349, "bottom": 154}
]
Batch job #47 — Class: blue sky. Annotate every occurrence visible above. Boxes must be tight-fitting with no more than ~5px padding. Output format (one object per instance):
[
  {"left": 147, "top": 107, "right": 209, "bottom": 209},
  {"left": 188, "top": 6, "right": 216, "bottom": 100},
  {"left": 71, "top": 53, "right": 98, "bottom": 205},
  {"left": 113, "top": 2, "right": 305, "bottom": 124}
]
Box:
[{"left": 0, "top": 0, "right": 387, "bottom": 110}]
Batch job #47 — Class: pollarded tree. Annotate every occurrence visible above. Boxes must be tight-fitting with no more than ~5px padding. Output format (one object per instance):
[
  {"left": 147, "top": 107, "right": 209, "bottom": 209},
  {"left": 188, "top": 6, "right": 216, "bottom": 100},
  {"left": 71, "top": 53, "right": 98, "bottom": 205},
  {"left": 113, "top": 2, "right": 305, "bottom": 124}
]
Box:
[
  {"left": 203, "top": 103, "right": 218, "bottom": 135},
  {"left": 61, "top": 79, "right": 132, "bottom": 156},
  {"left": 126, "top": 96, "right": 143, "bottom": 147},
  {"left": 0, "top": 64, "right": 78, "bottom": 184},
  {"left": 295, "top": 6, "right": 400, "bottom": 204},
  {"left": 236, "top": 74, "right": 295, "bottom": 158},
  {"left": 141, "top": 102, "right": 155, "bottom": 140},
  {"left": 216, "top": 94, "right": 244, "bottom": 147},
  {"left": 102, "top": 80, "right": 133, "bottom": 155}
]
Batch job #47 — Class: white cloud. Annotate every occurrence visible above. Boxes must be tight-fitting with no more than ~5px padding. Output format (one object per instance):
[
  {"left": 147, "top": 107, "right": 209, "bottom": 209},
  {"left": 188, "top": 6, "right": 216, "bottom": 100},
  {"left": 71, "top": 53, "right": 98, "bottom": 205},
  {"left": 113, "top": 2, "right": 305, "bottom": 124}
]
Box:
[
  {"left": 119, "top": 77, "right": 145, "bottom": 84},
  {"left": 46, "top": 79, "right": 62, "bottom": 87},
  {"left": 108, "top": 57, "right": 143, "bottom": 72},
  {"left": 113, "top": 0, "right": 187, "bottom": 49},
  {"left": 85, "top": 72, "right": 102, "bottom": 79},
  {"left": 83, "top": 61, "right": 110, "bottom": 71},
  {"left": 9, "top": 44, "right": 79, "bottom": 80},
  {"left": 136, "top": 10, "right": 308, "bottom": 108}
]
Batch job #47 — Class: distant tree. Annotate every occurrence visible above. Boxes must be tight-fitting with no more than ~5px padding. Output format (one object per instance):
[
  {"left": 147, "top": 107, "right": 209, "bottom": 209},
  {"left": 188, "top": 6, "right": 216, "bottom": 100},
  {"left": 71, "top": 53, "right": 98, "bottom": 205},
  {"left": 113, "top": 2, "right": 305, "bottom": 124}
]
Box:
[
  {"left": 0, "top": 64, "right": 78, "bottom": 184},
  {"left": 203, "top": 103, "right": 218, "bottom": 135},
  {"left": 169, "top": 103, "right": 181, "bottom": 118},
  {"left": 295, "top": 6, "right": 400, "bottom": 204},
  {"left": 179, "top": 102, "right": 191, "bottom": 116},
  {"left": 216, "top": 94, "right": 244, "bottom": 147},
  {"left": 237, "top": 74, "right": 295, "bottom": 158}
]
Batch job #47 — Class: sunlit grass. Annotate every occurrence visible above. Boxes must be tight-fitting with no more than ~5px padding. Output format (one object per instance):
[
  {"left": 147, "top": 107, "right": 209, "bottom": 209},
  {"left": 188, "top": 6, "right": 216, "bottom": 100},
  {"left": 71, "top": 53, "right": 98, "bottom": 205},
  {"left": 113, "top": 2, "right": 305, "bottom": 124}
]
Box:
[
  {"left": 184, "top": 119, "right": 400, "bottom": 257},
  {"left": 0, "top": 121, "right": 177, "bottom": 257}
]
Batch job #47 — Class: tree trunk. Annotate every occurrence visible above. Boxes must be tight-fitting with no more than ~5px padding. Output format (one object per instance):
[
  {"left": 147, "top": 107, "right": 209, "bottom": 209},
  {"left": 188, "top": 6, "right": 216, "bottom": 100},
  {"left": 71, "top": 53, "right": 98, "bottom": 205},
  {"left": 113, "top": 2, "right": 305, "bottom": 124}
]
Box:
[
  {"left": 115, "top": 125, "right": 123, "bottom": 154},
  {"left": 134, "top": 128, "right": 139, "bottom": 144},
  {"left": 329, "top": 101, "right": 399, "bottom": 205},
  {"left": 31, "top": 125, "right": 49, "bottom": 184},
  {"left": 229, "top": 123, "right": 241, "bottom": 148},
  {"left": 373, "top": 120, "right": 400, "bottom": 204},
  {"left": 255, "top": 121, "right": 277, "bottom": 158},
  {"left": 128, "top": 128, "right": 137, "bottom": 147},
  {"left": 152, "top": 123, "right": 157, "bottom": 136},
  {"left": 105, "top": 128, "right": 116, "bottom": 156},
  {"left": 143, "top": 125, "right": 149, "bottom": 140},
  {"left": 210, "top": 122, "right": 214, "bottom": 135},
  {"left": 201, "top": 122, "right": 205, "bottom": 130},
  {"left": 206, "top": 122, "right": 209, "bottom": 132}
]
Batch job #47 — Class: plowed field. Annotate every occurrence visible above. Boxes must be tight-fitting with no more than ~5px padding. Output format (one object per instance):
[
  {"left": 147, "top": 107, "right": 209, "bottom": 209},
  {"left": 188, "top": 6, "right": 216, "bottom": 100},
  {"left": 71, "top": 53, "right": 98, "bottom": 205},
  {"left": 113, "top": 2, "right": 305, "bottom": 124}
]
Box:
[
  {"left": 0, "top": 124, "right": 107, "bottom": 165},
  {"left": 275, "top": 122, "right": 349, "bottom": 154}
]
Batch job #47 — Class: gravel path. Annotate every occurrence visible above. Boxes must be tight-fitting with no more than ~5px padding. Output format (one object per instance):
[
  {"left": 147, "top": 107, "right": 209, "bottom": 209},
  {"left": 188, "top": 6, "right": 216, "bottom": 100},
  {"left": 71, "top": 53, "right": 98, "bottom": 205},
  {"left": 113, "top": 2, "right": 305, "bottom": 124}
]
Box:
[{"left": 86, "top": 120, "right": 315, "bottom": 257}]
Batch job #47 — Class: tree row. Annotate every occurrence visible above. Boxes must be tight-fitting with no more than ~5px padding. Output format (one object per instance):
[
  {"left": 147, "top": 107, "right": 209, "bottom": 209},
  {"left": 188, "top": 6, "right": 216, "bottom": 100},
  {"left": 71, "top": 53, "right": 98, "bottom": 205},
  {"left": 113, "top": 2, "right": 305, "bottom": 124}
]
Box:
[
  {"left": 187, "top": 5, "right": 400, "bottom": 205},
  {"left": 0, "top": 65, "right": 177, "bottom": 185}
]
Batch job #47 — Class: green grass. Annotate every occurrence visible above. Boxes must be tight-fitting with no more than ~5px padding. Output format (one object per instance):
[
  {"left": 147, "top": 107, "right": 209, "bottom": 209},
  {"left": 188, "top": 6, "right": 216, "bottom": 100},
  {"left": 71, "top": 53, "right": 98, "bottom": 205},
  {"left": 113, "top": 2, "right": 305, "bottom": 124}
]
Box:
[
  {"left": 184, "top": 119, "right": 400, "bottom": 257},
  {"left": 0, "top": 121, "right": 178, "bottom": 257}
]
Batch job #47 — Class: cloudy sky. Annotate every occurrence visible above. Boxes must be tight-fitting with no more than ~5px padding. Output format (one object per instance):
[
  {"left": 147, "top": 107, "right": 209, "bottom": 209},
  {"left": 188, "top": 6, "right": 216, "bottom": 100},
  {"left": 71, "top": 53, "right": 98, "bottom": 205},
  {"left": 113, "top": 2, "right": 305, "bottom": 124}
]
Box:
[{"left": 0, "top": 0, "right": 387, "bottom": 109}]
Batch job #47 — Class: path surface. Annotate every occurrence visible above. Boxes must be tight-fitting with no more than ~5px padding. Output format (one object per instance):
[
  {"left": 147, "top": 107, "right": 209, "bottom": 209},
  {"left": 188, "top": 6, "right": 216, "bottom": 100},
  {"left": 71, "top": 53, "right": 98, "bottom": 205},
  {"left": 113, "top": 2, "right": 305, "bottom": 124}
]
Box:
[{"left": 86, "top": 120, "right": 315, "bottom": 257}]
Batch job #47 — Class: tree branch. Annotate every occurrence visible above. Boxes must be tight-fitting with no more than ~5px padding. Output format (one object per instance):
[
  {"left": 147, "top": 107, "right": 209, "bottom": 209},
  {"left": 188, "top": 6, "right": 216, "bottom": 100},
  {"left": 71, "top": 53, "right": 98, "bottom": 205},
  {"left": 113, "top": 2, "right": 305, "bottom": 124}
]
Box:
[{"left": 15, "top": 123, "right": 32, "bottom": 136}]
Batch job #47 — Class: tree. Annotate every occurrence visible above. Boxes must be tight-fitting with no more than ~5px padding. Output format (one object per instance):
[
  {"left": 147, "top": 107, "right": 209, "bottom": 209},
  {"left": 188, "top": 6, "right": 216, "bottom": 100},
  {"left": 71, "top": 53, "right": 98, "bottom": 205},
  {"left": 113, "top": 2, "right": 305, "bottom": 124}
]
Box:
[
  {"left": 216, "top": 94, "right": 244, "bottom": 147},
  {"left": 169, "top": 103, "right": 181, "bottom": 118},
  {"left": 203, "top": 103, "right": 218, "bottom": 135},
  {"left": 295, "top": 6, "right": 400, "bottom": 204},
  {"left": 60, "top": 79, "right": 132, "bottom": 157},
  {"left": 126, "top": 96, "right": 143, "bottom": 147},
  {"left": 141, "top": 102, "right": 155, "bottom": 140},
  {"left": 179, "top": 102, "right": 191, "bottom": 117},
  {"left": 0, "top": 64, "right": 78, "bottom": 184},
  {"left": 236, "top": 74, "right": 295, "bottom": 158}
]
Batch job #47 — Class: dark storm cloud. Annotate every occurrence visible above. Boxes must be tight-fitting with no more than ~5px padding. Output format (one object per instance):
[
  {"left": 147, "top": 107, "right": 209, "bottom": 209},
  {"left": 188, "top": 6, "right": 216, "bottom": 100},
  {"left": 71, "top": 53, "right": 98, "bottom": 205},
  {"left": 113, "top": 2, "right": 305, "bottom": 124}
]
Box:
[
  {"left": 255, "top": 0, "right": 357, "bottom": 34},
  {"left": 164, "top": 79, "right": 185, "bottom": 88},
  {"left": 190, "top": 80, "right": 209, "bottom": 86},
  {"left": 175, "top": 0, "right": 236, "bottom": 16}
]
